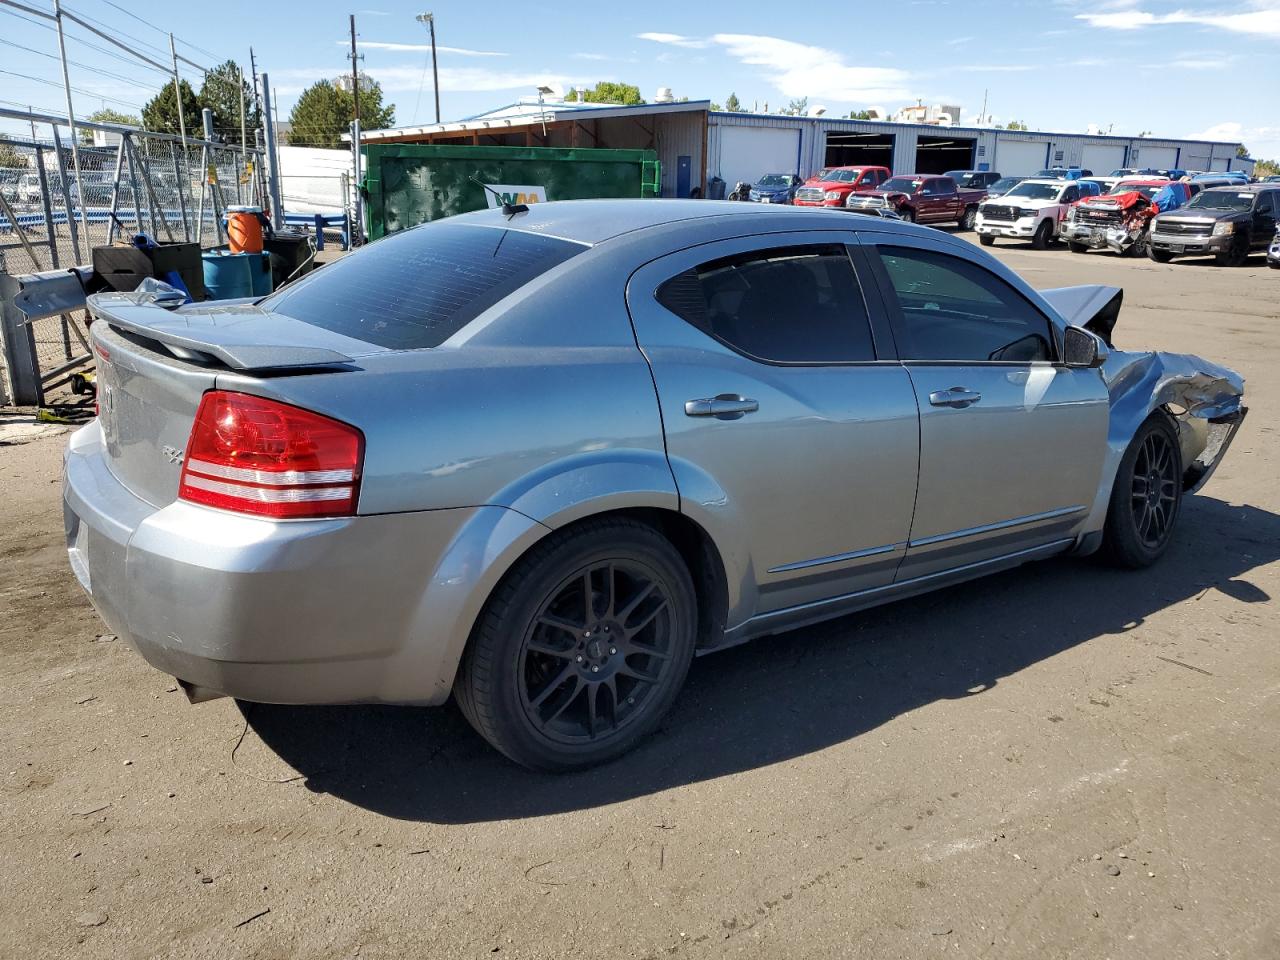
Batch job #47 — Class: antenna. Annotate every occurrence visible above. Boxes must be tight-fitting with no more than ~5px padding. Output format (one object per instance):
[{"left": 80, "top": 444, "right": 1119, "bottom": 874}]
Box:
[{"left": 469, "top": 174, "right": 529, "bottom": 218}]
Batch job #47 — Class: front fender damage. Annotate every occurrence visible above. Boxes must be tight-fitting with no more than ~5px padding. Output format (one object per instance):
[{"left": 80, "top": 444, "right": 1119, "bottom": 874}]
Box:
[{"left": 1101, "top": 349, "right": 1246, "bottom": 494}]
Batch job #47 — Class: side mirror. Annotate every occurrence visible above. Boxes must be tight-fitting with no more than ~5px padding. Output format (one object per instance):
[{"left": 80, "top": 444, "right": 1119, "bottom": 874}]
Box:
[{"left": 1063, "top": 325, "right": 1109, "bottom": 369}]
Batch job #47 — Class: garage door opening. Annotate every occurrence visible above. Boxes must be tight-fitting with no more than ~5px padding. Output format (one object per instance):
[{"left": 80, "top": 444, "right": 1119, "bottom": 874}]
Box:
[
  {"left": 824, "top": 131, "right": 895, "bottom": 169},
  {"left": 916, "top": 135, "right": 976, "bottom": 174}
]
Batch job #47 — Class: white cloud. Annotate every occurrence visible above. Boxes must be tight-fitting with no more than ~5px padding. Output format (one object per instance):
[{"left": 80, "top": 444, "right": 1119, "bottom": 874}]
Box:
[
  {"left": 1185, "top": 121, "right": 1280, "bottom": 158},
  {"left": 635, "top": 32, "right": 708, "bottom": 49},
  {"left": 1076, "top": 1, "right": 1280, "bottom": 39},
  {"left": 339, "top": 40, "right": 508, "bottom": 56},
  {"left": 271, "top": 65, "right": 575, "bottom": 96},
  {"left": 662, "top": 33, "right": 913, "bottom": 102}
]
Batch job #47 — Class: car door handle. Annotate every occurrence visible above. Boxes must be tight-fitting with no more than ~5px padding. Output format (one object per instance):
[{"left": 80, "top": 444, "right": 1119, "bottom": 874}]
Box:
[
  {"left": 928, "top": 387, "right": 982, "bottom": 408},
  {"left": 684, "top": 395, "right": 759, "bottom": 419}
]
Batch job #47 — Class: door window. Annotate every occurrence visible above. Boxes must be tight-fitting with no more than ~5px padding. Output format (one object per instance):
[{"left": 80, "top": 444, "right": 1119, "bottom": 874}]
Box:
[
  {"left": 655, "top": 244, "right": 877, "bottom": 363},
  {"left": 875, "top": 246, "right": 1055, "bottom": 362}
]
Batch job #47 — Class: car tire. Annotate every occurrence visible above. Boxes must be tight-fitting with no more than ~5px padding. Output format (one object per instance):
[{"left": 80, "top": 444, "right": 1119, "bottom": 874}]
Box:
[
  {"left": 960, "top": 206, "right": 978, "bottom": 231},
  {"left": 1148, "top": 248, "right": 1173, "bottom": 263},
  {"left": 1215, "top": 233, "right": 1250, "bottom": 266},
  {"left": 1068, "top": 241, "right": 1087, "bottom": 254},
  {"left": 454, "top": 518, "right": 697, "bottom": 772},
  {"left": 900, "top": 208, "right": 917, "bottom": 224},
  {"left": 1099, "top": 414, "right": 1183, "bottom": 569},
  {"left": 1031, "top": 219, "right": 1054, "bottom": 250},
  {"left": 979, "top": 234, "right": 996, "bottom": 247},
  {"left": 1269, "top": 260, "right": 1280, "bottom": 270}
]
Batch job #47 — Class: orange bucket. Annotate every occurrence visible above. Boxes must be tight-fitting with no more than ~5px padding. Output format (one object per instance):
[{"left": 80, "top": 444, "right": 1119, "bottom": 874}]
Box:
[{"left": 226, "top": 205, "right": 264, "bottom": 254}]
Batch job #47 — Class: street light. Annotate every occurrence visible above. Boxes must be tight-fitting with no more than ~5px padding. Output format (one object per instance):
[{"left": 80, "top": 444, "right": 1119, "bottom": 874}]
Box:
[
  {"left": 415, "top": 12, "right": 440, "bottom": 124},
  {"left": 536, "top": 85, "right": 553, "bottom": 138}
]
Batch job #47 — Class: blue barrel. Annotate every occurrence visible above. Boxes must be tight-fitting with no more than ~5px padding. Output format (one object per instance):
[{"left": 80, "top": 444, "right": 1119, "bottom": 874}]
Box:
[
  {"left": 249, "top": 251, "right": 273, "bottom": 297},
  {"left": 202, "top": 251, "right": 253, "bottom": 300}
]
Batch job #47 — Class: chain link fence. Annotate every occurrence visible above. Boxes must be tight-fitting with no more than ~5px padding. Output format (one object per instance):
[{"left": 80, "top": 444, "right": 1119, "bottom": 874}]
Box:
[{"left": 1, "top": 107, "right": 269, "bottom": 405}]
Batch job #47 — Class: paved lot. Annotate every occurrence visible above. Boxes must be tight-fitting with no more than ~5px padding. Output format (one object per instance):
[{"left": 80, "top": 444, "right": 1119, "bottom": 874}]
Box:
[{"left": 3, "top": 237, "right": 1279, "bottom": 960}]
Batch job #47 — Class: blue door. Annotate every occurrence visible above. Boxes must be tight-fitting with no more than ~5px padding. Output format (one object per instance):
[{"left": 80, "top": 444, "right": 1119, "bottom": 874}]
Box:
[{"left": 676, "top": 155, "right": 691, "bottom": 198}]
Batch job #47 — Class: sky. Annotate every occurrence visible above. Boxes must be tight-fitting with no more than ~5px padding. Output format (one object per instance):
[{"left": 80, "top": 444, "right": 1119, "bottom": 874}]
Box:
[{"left": 1, "top": 0, "right": 1278, "bottom": 157}]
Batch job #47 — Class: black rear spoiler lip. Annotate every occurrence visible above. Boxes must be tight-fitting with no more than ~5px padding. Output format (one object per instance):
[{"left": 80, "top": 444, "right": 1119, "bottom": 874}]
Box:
[{"left": 88, "top": 295, "right": 355, "bottom": 372}]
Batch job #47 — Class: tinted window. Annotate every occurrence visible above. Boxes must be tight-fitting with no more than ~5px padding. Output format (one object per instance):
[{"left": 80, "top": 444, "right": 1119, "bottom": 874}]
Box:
[
  {"left": 262, "top": 223, "right": 585, "bottom": 349},
  {"left": 655, "top": 245, "right": 877, "bottom": 363},
  {"left": 876, "top": 247, "right": 1053, "bottom": 362}
]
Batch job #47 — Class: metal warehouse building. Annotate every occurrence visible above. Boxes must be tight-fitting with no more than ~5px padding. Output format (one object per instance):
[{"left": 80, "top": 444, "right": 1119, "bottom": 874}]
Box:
[
  {"left": 709, "top": 112, "right": 1250, "bottom": 191},
  {"left": 356, "top": 98, "right": 1249, "bottom": 198}
]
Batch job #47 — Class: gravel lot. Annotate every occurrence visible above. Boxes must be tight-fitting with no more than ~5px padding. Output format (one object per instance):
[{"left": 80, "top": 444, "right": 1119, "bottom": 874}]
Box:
[{"left": 3, "top": 238, "right": 1278, "bottom": 960}]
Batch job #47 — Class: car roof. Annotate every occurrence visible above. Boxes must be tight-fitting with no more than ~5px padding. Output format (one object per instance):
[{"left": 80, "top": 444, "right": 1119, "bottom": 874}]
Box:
[
  {"left": 1017, "top": 178, "right": 1071, "bottom": 186},
  {"left": 1202, "top": 183, "right": 1271, "bottom": 193},
  {"left": 447, "top": 198, "right": 921, "bottom": 245}
]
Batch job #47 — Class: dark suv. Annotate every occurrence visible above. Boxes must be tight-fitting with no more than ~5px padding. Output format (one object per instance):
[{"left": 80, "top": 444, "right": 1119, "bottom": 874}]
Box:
[
  {"left": 944, "top": 169, "right": 1002, "bottom": 190},
  {"left": 1149, "top": 185, "right": 1280, "bottom": 266}
]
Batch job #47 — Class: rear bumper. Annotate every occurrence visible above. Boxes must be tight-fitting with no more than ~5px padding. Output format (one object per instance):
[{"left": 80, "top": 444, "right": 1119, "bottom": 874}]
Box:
[{"left": 63, "top": 421, "right": 539, "bottom": 705}]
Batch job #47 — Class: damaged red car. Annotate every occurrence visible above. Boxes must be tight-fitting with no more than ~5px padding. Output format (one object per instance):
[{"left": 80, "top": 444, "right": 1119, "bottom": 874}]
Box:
[{"left": 1061, "top": 180, "right": 1192, "bottom": 257}]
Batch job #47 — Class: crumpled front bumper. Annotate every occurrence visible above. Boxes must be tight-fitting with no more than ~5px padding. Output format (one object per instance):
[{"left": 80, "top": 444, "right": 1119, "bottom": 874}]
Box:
[{"left": 1061, "top": 221, "right": 1145, "bottom": 253}]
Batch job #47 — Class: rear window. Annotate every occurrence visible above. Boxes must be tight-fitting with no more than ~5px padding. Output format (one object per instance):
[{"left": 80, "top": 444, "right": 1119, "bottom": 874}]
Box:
[{"left": 261, "top": 222, "right": 585, "bottom": 349}]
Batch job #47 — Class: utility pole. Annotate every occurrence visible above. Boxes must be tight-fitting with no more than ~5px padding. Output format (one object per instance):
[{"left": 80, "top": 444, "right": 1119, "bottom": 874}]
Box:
[
  {"left": 52, "top": 0, "right": 89, "bottom": 259},
  {"left": 979, "top": 88, "right": 988, "bottom": 126},
  {"left": 259, "top": 72, "right": 284, "bottom": 232},
  {"left": 416, "top": 12, "right": 440, "bottom": 124},
  {"left": 349, "top": 14, "right": 361, "bottom": 124}
]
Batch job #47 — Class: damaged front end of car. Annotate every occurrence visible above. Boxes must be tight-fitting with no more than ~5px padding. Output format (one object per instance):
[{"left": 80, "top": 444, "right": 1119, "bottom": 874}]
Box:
[
  {"left": 1063, "top": 192, "right": 1155, "bottom": 255},
  {"left": 1042, "top": 285, "right": 1247, "bottom": 507}
]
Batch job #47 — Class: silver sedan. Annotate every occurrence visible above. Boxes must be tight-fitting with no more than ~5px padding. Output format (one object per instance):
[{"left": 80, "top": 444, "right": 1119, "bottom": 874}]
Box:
[{"left": 64, "top": 200, "right": 1246, "bottom": 770}]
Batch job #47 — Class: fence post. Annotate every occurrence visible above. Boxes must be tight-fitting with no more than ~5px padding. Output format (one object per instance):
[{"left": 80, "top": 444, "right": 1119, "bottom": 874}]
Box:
[
  {"left": 123, "top": 134, "right": 145, "bottom": 235},
  {"left": 0, "top": 273, "right": 43, "bottom": 407},
  {"left": 49, "top": 125, "right": 82, "bottom": 264},
  {"left": 33, "top": 145, "right": 60, "bottom": 269},
  {"left": 169, "top": 142, "right": 190, "bottom": 242},
  {"left": 260, "top": 74, "right": 284, "bottom": 231},
  {"left": 105, "top": 135, "right": 127, "bottom": 246}
]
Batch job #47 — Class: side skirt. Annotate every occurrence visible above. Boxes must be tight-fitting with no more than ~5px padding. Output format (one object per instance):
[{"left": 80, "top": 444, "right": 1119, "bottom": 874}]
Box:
[{"left": 703, "top": 538, "right": 1076, "bottom": 653}]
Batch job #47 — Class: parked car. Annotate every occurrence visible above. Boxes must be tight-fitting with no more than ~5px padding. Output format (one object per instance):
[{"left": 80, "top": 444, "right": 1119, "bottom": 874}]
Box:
[
  {"left": 64, "top": 200, "right": 1247, "bottom": 771},
  {"left": 1263, "top": 175, "right": 1280, "bottom": 184},
  {"left": 845, "top": 174, "right": 986, "bottom": 228},
  {"left": 1268, "top": 223, "right": 1280, "bottom": 267},
  {"left": 1149, "top": 184, "right": 1280, "bottom": 265},
  {"left": 985, "top": 176, "right": 1026, "bottom": 198},
  {"left": 748, "top": 174, "right": 803, "bottom": 204},
  {"left": 792, "top": 166, "right": 891, "bottom": 207},
  {"left": 1061, "top": 180, "right": 1192, "bottom": 256},
  {"left": 944, "top": 170, "right": 1003, "bottom": 190},
  {"left": 974, "top": 178, "right": 1085, "bottom": 249},
  {"left": 1035, "top": 167, "right": 1092, "bottom": 180}
]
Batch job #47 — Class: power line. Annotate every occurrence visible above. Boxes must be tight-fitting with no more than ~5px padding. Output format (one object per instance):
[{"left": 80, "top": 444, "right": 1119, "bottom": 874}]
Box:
[
  {"left": 95, "top": 0, "right": 221, "bottom": 62},
  {"left": 0, "top": 68, "right": 146, "bottom": 110},
  {"left": 0, "top": 36, "right": 158, "bottom": 91},
  {"left": 61, "top": 2, "right": 171, "bottom": 62}
]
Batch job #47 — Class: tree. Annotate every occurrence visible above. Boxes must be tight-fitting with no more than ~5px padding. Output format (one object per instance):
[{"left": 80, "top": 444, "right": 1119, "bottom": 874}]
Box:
[
  {"left": 141, "top": 79, "right": 202, "bottom": 135},
  {"left": 724, "top": 92, "right": 743, "bottom": 112},
  {"left": 781, "top": 96, "right": 808, "bottom": 116},
  {"left": 1253, "top": 158, "right": 1278, "bottom": 178},
  {"left": 849, "top": 109, "right": 874, "bottom": 120},
  {"left": 1001, "top": 119, "right": 1029, "bottom": 131},
  {"left": 79, "top": 108, "right": 139, "bottom": 144},
  {"left": 286, "top": 77, "right": 396, "bottom": 149},
  {"left": 0, "top": 142, "right": 26, "bottom": 168},
  {"left": 199, "top": 59, "right": 260, "bottom": 139},
  {"left": 1236, "top": 144, "right": 1250, "bottom": 159},
  {"left": 709, "top": 102, "right": 722, "bottom": 112},
  {"left": 287, "top": 80, "right": 347, "bottom": 149},
  {"left": 335, "top": 77, "right": 395, "bottom": 132},
  {"left": 565, "top": 81, "right": 644, "bottom": 105}
]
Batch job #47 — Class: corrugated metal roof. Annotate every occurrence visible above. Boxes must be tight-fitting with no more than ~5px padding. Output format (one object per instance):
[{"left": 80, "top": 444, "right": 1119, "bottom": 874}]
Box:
[{"left": 354, "top": 100, "right": 712, "bottom": 143}]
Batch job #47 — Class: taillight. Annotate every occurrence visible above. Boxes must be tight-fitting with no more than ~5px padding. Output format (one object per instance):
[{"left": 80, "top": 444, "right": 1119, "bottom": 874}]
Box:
[{"left": 178, "top": 391, "right": 363, "bottom": 519}]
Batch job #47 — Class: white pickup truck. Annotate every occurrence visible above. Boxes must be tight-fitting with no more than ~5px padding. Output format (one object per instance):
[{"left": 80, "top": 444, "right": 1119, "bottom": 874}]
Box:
[{"left": 975, "top": 179, "right": 1088, "bottom": 249}]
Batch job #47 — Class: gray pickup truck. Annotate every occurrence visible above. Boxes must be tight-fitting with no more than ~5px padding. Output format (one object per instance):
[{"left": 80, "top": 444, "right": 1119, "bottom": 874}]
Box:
[{"left": 1149, "top": 184, "right": 1280, "bottom": 266}]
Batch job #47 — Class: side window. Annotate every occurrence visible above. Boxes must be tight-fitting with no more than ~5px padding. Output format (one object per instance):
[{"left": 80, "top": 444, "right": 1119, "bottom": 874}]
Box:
[
  {"left": 1256, "top": 192, "right": 1275, "bottom": 215},
  {"left": 1063, "top": 185, "right": 1079, "bottom": 203},
  {"left": 655, "top": 244, "right": 877, "bottom": 363},
  {"left": 875, "top": 246, "right": 1054, "bottom": 363}
]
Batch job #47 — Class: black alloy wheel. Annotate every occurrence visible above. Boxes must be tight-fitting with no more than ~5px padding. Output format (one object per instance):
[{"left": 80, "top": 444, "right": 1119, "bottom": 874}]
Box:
[
  {"left": 517, "top": 560, "right": 676, "bottom": 745},
  {"left": 1100, "top": 415, "right": 1184, "bottom": 568},
  {"left": 454, "top": 519, "right": 696, "bottom": 771}
]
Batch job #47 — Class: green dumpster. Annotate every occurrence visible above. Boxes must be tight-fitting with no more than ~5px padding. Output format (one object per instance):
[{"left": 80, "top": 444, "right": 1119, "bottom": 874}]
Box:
[{"left": 361, "top": 144, "right": 661, "bottom": 239}]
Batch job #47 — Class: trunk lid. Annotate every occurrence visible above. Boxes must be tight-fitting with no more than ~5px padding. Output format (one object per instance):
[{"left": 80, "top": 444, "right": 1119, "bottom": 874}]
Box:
[{"left": 88, "top": 293, "right": 377, "bottom": 508}]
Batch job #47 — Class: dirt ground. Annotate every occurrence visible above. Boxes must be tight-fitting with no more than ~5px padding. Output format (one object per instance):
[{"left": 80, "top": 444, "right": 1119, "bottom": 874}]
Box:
[{"left": 3, "top": 238, "right": 1279, "bottom": 960}]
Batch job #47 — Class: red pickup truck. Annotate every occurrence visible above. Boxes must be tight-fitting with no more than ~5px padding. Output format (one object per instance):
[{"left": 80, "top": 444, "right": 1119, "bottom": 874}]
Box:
[
  {"left": 845, "top": 174, "right": 987, "bottom": 229},
  {"left": 792, "top": 166, "right": 891, "bottom": 207}
]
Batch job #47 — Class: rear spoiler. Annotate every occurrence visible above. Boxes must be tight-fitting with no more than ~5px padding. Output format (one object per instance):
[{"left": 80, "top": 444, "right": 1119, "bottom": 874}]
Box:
[
  {"left": 1039, "top": 285, "right": 1122, "bottom": 345},
  {"left": 88, "top": 290, "right": 355, "bottom": 372}
]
